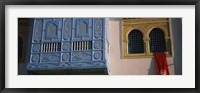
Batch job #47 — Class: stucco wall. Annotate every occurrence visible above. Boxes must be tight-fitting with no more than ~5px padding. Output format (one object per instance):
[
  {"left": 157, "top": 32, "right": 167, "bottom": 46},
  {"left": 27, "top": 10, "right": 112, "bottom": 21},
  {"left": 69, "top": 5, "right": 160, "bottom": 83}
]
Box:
[{"left": 107, "top": 18, "right": 181, "bottom": 75}]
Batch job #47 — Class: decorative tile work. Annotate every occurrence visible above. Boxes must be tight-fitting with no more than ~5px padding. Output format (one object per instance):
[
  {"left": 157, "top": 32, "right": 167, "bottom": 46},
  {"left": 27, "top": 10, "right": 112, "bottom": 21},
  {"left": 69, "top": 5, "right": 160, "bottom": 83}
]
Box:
[
  {"left": 72, "top": 51, "right": 92, "bottom": 61},
  {"left": 28, "top": 18, "right": 106, "bottom": 71},
  {"left": 94, "top": 40, "right": 103, "bottom": 49},
  {"left": 41, "top": 53, "right": 60, "bottom": 62},
  {"left": 93, "top": 51, "right": 102, "bottom": 61},
  {"left": 42, "top": 19, "right": 62, "bottom": 42},
  {"left": 73, "top": 18, "right": 92, "bottom": 41},
  {"left": 70, "top": 62, "right": 93, "bottom": 68},
  {"left": 62, "top": 42, "right": 71, "bottom": 51},
  {"left": 47, "top": 24, "right": 57, "bottom": 37},
  {"left": 78, "top": 22, "right": 87, "bottom": 35},
  {"left": 33, "top": 20, "right": 43, "bottom": 42},
  {"left": 62, "top": 53, "right": 70, "bottom": 62},
  {"left": 63, "top": 18, "right": 72, "bottom": 41},
  {"left": 27, "top": 62, "right": 71, "bottom": 70},
  {"left": 32, "top": 44, "right": 40, "bottom": 52},
  {"left": 31, "top": 54, "right": 40, "bottom": 62},
  {"left": 94, "top": 18, "right": 103, "bottom": 39},
  {"left": 92, "top": 61, "right": 105, "bottom": 67},
  {"left": 26, "top": 62, "right": 106, "bottom": 70}
]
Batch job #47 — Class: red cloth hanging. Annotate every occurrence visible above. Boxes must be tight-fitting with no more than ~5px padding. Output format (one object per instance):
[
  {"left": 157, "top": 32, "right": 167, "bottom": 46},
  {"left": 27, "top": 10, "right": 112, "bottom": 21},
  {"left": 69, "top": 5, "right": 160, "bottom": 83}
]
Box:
[{"left": 153, "top": 52, "right": 169, "bottom": 75}]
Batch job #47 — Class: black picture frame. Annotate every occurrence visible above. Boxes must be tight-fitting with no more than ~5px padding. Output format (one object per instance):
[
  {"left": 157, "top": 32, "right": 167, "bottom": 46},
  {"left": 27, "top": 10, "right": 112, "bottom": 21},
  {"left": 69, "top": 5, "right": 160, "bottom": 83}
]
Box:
[{"left": 0, "top": 0, "right": 199, "bottom": 93}]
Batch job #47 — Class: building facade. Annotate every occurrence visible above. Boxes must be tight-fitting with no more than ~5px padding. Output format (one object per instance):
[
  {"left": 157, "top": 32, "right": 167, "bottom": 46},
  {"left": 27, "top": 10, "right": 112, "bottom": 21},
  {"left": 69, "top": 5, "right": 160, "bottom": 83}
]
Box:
[{"left": 19, "top": 18, "right": 182, "bottom": 75}]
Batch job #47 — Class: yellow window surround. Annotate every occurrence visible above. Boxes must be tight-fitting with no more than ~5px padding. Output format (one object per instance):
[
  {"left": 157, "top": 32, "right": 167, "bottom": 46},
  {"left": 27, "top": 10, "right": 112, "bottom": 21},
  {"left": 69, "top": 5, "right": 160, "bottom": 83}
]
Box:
[{"left": 122, "top": 18, "right": 173, "bottom": 59}]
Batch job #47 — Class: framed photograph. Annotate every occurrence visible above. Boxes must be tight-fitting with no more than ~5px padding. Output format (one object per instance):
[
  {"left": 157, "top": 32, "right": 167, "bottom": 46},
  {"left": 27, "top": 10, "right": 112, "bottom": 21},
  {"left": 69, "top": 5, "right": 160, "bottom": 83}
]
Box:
[{"left": 1, "top": 0, "right": 199, "bottom": 92}]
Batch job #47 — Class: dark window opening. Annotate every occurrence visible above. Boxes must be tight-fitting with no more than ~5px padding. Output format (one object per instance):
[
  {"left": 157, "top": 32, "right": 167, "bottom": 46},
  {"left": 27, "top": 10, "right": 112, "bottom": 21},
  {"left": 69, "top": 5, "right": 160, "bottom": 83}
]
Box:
[
  {"left": 18, "top": 37, "right": 23, "bottom": 60},
  {"left": 41, "top": 42, "right": 61, "bottom": 52},
  {"left": 149, "top": 28, "right": 166, "bottom": 53},
  {"left": 72, "top": 41, "right": 92, "bottom": 51},
  {"left": 128, "top": 30, "right": 144, "bottom": 54}
]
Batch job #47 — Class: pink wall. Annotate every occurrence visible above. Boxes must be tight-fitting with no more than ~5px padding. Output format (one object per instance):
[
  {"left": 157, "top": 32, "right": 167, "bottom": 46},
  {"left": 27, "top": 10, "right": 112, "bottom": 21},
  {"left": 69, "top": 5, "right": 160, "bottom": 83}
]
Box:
[{"left": 107, "top": 18, "right": 175, "bottom": 75}]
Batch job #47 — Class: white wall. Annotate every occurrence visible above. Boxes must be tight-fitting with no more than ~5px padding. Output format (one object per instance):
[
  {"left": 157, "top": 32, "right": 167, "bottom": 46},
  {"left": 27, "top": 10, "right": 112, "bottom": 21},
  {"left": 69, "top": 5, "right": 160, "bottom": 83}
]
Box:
[{"left": 107, "top": 18, "right": 181, "bottom": 75}]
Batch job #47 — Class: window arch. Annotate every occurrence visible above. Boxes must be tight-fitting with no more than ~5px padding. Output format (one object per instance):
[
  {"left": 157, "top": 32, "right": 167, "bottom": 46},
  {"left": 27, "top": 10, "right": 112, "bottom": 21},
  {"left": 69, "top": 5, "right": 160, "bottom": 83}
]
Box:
[
  {"left": 149, "top": 28, "right": 166, "bottom": 53},
  {"left": 128, "top": 29, "right": 144, "bottom": 54}
]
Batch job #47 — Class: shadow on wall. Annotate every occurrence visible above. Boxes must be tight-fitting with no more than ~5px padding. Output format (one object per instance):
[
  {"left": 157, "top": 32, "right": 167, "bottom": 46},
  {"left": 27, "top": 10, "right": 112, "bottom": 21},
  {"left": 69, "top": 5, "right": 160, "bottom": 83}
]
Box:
[
  {"left": 148, "top": 58, "right": 157, "bottom": 75},
  {"left": 171, "top": 18, "right": 182, "bottom": 75}
]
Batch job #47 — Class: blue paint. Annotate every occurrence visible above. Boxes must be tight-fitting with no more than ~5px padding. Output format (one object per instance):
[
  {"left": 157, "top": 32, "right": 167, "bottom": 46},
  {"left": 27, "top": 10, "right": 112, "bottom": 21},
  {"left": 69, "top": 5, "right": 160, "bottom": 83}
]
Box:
[
  {"left": 75, "top": 18, "right": 90, "bottom": 37},
  {"left": 27, "top": 18, "right": 107, "bottom": 71}
]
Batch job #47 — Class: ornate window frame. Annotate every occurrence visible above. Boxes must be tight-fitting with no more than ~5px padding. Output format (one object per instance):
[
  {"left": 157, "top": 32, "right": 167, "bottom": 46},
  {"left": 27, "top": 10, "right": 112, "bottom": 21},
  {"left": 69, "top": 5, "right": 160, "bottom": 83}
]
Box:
[{"left": 122, "top": 18, "right": 173, "bottom": 58}]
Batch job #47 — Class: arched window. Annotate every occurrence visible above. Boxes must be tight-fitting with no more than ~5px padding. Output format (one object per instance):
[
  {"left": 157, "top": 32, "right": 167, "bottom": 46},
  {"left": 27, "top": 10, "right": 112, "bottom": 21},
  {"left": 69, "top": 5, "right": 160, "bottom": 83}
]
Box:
[
  {"left": 128, "top": 30, "right": 144, "bottom": 54},
  {"left": 149, "top": 28, "right": 166, "bottom": 53},
  {"left": 122, "top": 18, "right": 172, "bottom": 58}
]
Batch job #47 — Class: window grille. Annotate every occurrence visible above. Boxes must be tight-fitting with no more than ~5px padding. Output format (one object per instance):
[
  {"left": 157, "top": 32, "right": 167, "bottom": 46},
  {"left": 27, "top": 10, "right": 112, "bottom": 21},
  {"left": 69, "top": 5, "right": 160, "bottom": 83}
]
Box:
[
  {"left": 128, "top": 30, "right": 144, "bottom": 54},
  {"left": 41, "top": 42, "right": 61, "bottom": 52},
  {"left": 149, "top": 28, "right": 166, "bottom": 53},
  {"left": 72, "top": 41, "right": 92, "bottom": 51}
]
